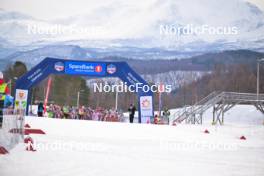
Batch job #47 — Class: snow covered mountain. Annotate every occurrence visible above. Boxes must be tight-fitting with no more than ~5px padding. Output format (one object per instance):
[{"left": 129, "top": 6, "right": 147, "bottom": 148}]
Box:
[
  {"left": 0, "top": 0, "right": 264, "bottom": 52},
  {"left": 0, "top": 44, "right": 206, "bottom": 70},
  {"left": 1, "top": 45, "right": 91, "bottom": 67}
]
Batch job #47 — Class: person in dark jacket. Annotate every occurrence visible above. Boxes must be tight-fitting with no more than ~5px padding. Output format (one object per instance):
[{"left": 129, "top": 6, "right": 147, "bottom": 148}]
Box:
[
  {"left": 37, "top": 102, "right": 44, "bottom": 117},
  {"left": 128, "top": 104, "right": 136, "bottom": 123}
]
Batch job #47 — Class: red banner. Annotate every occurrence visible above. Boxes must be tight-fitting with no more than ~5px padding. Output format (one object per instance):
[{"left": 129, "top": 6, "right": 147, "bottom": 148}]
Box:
[{"left": 44, "top": 77, "right": 52, "bottom": 113}]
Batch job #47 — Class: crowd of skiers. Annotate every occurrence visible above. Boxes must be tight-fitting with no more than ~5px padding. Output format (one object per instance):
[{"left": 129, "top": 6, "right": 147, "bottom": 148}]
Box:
[
  {"left": 37, "top": 102, "right": 171, "bottom": 124},
  {"left": 37, "top": 104, "right": 125, "bottom": 122}
]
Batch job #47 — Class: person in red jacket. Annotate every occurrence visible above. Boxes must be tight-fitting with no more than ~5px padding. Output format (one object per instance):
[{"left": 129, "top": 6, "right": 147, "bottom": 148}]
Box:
[{"left": 0, "top": 71, "right": 10, "bottom": 127}]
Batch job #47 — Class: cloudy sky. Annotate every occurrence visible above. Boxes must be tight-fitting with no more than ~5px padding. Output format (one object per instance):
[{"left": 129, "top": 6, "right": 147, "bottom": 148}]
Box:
[
  {"left": 0, "top": 0, "right": 155, "bottom": 20},
  {"left": 0, "top": 0, "right": 263, "bottom": 20}
]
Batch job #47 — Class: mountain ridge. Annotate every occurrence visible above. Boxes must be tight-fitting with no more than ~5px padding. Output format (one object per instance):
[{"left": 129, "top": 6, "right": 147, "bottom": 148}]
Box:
[{"left": 1, "top": 44, "right": 263, "bottom": 75}]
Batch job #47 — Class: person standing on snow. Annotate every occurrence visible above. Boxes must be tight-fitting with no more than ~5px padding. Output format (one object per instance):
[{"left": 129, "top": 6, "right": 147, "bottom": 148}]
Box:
[
  {"left": 0, "top": 71, "right": 10, "bottom": 128},
  {"left": 128, "top": 104, "right": 136, "bottom": 123},
  {"left": 162, "top": 107, "right": 171, "bottom": 124},
  {"left": 37, "top": 102, "right": 44, "bottom": 117}
]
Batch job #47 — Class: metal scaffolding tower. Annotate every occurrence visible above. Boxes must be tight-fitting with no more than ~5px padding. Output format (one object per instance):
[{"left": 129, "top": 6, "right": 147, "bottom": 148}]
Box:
[{"left": 171, "top": 92, "right": 264, "bottom": 125}]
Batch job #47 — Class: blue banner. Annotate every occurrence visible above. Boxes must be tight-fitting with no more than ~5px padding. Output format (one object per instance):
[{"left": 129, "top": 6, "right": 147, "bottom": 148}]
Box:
[
  {"left": 15, "top": 57, "right": 154, "bottom": 121},
  {"left": 65, "top": 61, "right": 106, "bottom": 76}
]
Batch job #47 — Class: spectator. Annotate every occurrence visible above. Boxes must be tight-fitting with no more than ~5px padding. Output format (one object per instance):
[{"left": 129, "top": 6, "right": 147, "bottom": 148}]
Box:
[
  {"left": 128, "top": 104, "right": 136, "bottom": 123},
  {"left": 78, "top": 106, "right": 85, "bottom": 119},
  {"left": 154, "top": 114, "right": 159, "bottom": 124},
  {"left": 63, "top": 105, "right": 70, "bottom": 119},
  {"left": 37, "top": 102, "right": 44, "bottom": 117},
  {"left": 0, "top": 71, "right": 10, "bottom": 128},
  {"left": 47, "top": 104, "right": 54, "bottom": 118},
  {"left": 162, "top": 107, "right": 170, "bottom": 124}
]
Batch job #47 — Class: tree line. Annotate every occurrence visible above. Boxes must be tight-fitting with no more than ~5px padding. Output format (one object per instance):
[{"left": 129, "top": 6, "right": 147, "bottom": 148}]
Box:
[{"left": 3, "top": 60, "right": 264, "bottom": 111}]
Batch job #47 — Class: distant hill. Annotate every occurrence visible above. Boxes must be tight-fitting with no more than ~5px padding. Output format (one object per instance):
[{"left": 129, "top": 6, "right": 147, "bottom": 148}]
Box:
[
  {"left": 0, "top": 45, "right": 263, "bottom": 75},
  {"left": 104, "top": 50, "right": 264, "bottom": 74},
  {"left": 189, "top": 50, "right": 264, "bottom": 69}
]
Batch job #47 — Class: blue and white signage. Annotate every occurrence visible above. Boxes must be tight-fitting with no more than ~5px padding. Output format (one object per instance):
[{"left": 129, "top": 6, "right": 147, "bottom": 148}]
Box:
[{"left": 65, "top": 61, "right": 106, "bottom": 76}]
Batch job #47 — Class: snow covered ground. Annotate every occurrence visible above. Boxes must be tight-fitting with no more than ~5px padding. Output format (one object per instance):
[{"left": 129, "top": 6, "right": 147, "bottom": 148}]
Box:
[{"left": 0, "top": 105, "right": 264, "bottom": 176}]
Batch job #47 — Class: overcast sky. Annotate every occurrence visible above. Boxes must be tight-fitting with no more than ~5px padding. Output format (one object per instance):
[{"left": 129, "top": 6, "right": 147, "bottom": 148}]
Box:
[
  {"left": 0, "top": 0, "right": 263, "bottom": 20},
  {"left": 0, "top": 0, "right": 155, "bottom": 20}
]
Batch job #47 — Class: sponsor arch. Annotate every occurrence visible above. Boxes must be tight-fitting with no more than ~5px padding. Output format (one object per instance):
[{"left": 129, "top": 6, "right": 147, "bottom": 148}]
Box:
[{"left": 15, "top": 57, "right": 154, "bottom": 123}]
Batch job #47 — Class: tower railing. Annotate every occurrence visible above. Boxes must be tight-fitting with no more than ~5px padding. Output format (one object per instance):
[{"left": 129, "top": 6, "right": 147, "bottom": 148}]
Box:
[{"left": 171, "top": 92, "right": 264, "bottom": 125}]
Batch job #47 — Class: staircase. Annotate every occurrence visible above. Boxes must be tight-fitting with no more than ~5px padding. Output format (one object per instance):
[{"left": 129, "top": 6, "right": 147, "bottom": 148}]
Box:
[{"left": 171, "top": 92, "right": 264, "bottom": 125}]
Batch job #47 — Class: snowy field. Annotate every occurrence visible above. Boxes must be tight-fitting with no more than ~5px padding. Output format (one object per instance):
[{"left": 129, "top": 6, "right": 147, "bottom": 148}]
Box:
[{"left": 0, "top": 105, "right": 264, "bottom": 176}]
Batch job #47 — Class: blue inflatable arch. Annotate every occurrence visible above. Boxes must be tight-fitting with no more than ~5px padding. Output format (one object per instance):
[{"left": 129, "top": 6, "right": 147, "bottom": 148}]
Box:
[{"left": 15, "top": 57, "right": 154, "bottom": 123}]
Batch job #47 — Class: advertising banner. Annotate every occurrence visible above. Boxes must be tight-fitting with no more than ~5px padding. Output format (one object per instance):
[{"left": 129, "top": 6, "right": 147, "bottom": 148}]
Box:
[
  {"left": 14, "top": 89, "right": 28, "bottom": 110},
  {"left": 65, "top": 61, "right": 106, "bottom": 76},
  {"left": 140, "top": 96, "right": 153, "bottom": 123}
]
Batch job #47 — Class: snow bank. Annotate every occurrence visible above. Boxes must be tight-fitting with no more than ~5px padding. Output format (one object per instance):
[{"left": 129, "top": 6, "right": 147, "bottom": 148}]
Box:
[{"left": 0, "top": 105, "right": 264, "bottom": 176}]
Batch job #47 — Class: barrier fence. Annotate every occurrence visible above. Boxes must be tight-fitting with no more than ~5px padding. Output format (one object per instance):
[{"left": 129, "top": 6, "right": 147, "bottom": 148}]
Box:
[{"left": 0, "top": 109, "right": 25, "bottom": 154}]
